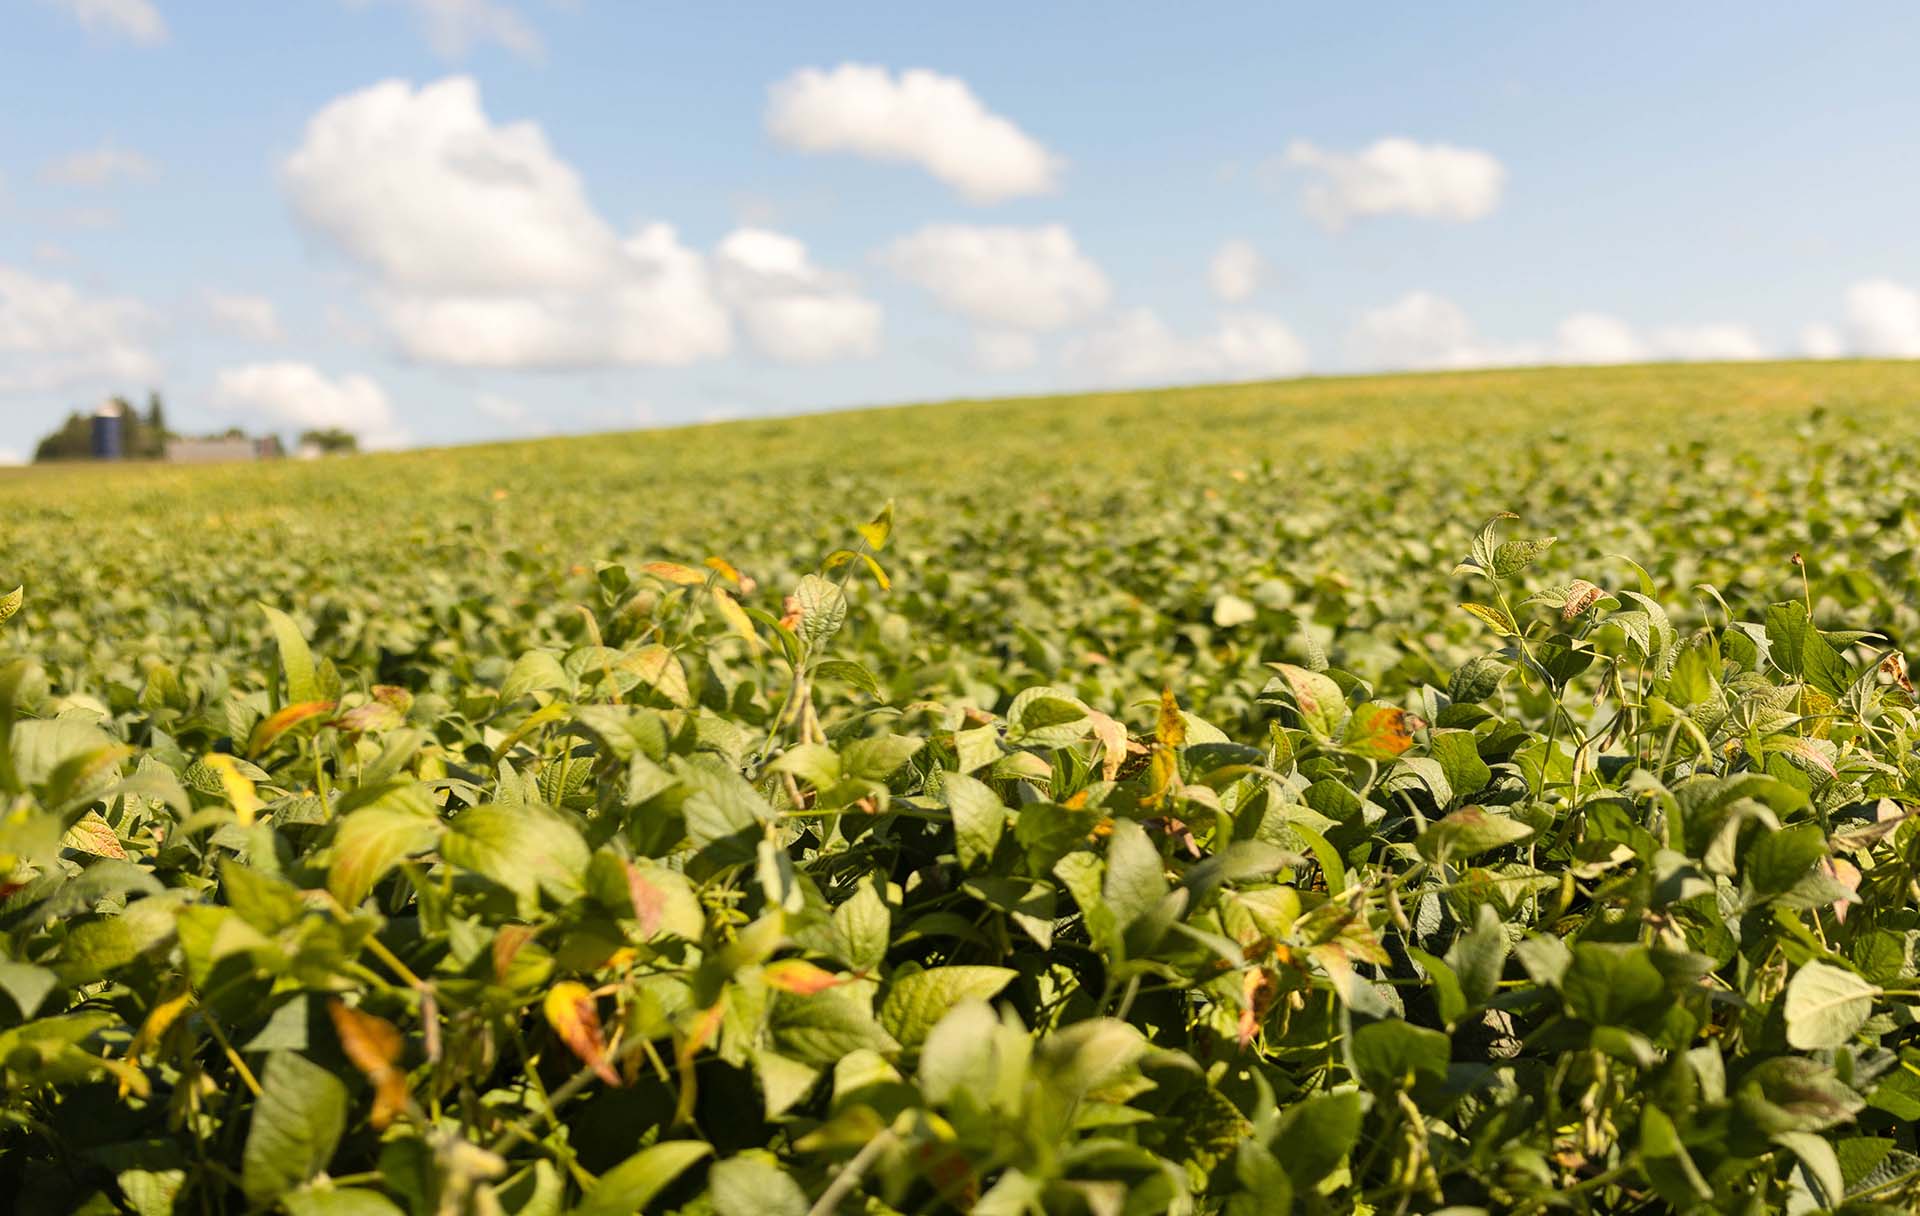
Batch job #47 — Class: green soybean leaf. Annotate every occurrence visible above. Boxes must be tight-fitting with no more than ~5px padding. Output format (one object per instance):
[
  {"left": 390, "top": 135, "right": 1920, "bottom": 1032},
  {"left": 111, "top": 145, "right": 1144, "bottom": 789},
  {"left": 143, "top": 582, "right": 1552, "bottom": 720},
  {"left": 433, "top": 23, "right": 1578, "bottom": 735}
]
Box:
[
  {"left": 242, "top": 1052, "right": 348, "bottom": 1205},
  {"left": 1784, "top": 961, "right": 1880, "bottom": 1050}
]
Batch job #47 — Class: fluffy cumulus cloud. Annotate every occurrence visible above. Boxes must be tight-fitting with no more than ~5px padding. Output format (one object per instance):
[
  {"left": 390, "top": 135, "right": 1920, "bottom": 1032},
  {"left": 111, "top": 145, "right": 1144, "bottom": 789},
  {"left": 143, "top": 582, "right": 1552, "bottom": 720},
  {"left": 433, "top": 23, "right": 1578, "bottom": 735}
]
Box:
[
  {"left": 0, "top": 263, "right": 159, "bottom": 393},
  {"left": 883, "top": 224, "right": 1109, "bottom": 331},
  {"left": 1061, "top": 309, "right": 1309, "bottom": 388},
  {"left": 712, "top": 229, "right": 881, "bottom": 364},
  {"left": 284, "top": 76, "right": 733, "bottom": 369},
  {"left": 1208, "top": 239, "right": 1266, "bottom": 303},
  {"left": 1842, "top": 279, "right": 1920, "bottom": 356},
  {"left": 205, "top": 292, "right": 284, "bottom": 343},
  {"left": 767, "top": 64, "right": 1061, "bottom": 203},
  {"left": 285, "top": 77, "right": 616, "bottom": 294},
  {"left": 40, "top": 143, "right": 158, "bottom": 187},
  {"left": 213, "top": 362, "right": 407, "bottom": 449},
  {"left": 1285, "top": 138, "right": 1504, "bottom": 231},
  {"left": 42, "top": 0, "right": 166, "bottom": 44},
  {"left": 1348, "top": 290, "right": 1766, "bottom": 371},
  {"left": 345, "top": 0, "right": 543, "bottom": 61}
]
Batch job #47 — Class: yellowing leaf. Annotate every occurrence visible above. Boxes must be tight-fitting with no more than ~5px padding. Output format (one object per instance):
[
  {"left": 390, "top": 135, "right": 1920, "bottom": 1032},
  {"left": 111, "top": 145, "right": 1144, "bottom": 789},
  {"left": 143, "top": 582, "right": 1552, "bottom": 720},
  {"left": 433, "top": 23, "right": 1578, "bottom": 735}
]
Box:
[
  {"left": 1146, "top": 688, "right": 1185, "bottom": 808},
  {"left": 1155, "top": 687, "right": 1187, "bottom": 750},
  {"left": 128, "top": 987, "right": 193, "bottom": 1060},
  {"left": 544, "top": 981, "right": 621, "bottom": 1087},
  {"left": 247, "top": 700, "right": 338, "bottom": 756},
  {"left": 622, "top": 646, "right": 690, "bottom": 708},
  {"left": 641, "top": 562, "right": 706, "bottom": 586},
  {"left": 703, "top": 555, "right": 744, "bottom": 586},
  {"left": 858, "top": 500, "right": 894, "bottom": 552},
  {"left": 202, "top": 753, "right": 263, "bottom": 827},
  {"left": 764, "top": 959, "right": 844, "bottom": 995},
  {"left": 709, "top": 586, "right": 763, "bottom": 651},
  {"left": 1458, "top": 602, "right": 1516, "bottom": 636},
  {"left": 61, "top": 810, "right": 127, "bottom": 860}
]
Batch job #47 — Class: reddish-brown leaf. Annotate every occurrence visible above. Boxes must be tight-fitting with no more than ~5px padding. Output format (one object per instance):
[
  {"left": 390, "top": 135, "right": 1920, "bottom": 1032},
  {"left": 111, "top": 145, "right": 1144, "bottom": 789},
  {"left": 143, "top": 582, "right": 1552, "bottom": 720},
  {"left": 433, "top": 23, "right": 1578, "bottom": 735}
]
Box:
[{"left": 328, "top": 999, "right": 408, "bottom": 1128}]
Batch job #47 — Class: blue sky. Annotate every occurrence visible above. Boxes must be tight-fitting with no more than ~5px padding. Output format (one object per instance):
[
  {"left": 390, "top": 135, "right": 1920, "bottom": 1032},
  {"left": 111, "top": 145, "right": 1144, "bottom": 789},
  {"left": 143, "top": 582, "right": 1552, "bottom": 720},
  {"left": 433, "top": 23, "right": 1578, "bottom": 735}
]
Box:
[{"left": 3, "top": 1, "right": 1919, "bottom": 457}]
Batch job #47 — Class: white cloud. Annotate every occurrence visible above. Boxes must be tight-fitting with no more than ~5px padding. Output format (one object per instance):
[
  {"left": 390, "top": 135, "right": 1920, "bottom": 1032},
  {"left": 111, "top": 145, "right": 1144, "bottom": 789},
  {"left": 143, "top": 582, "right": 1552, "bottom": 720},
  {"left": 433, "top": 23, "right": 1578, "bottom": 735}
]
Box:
[
  {"left": 1062, "top": 309, "right": 1309, "bottom": 388},
  {"left": 346, "top": 0, "right": 542, "bottom": 61},
  {"left": 1349, "top": 291, "right": 1767, "bottom": 371},
  {"left": 883, "top": 223, "right": 1109, "bottom": 331},
  {"left": 1285, "top": 138, "right": 1504, "bottom": 231},
  {"left": 205, "top": 292, "right": 284, "bottom": 343},
  {"left": 0, "top": 264, "right": 159, "bottom": 393},
  {"left": 1843, "top": 279, "right": 1920, "bottom": 356},
  {"left": 1552, "top": 313, "right": 1647, "bottom": 364},
  {"left": 972, "top": 330, "right": 1038, "bottom": 371},
  {"left": 373, "top": 224, "right": 730, "bottom": 368},
  {"left": 1208, "top": 239, "right": 1265, "bottom": 303},
  {"left": 213, "top": 362, "right": 406, "bottom": 448},
  {"left": 1651, "top": 323, "right": 1765, "bottom": 361},
  {"left": 1801, "top": 322, "right": 1845, "bottom": 359},
  {"left": 286, "top": 77, "right": 614, "bottom": 293},
  {"left": 767, "top": 64, "right": 1061, "bottom": 203},
  {"left": 712, "top": 228, "right": 881, "bottom": 364},
  {"left": 1347, "top": 291, "right": 1508, "bottom": 369},
  {"left": 40, "top": 143, "right": 158, "bottom": 187},
  {"left": 43, "top": 0, "right": 166, "bottom": 44},
  {"left": 284, "top": 77, "right": 732, "bottom": 369}
]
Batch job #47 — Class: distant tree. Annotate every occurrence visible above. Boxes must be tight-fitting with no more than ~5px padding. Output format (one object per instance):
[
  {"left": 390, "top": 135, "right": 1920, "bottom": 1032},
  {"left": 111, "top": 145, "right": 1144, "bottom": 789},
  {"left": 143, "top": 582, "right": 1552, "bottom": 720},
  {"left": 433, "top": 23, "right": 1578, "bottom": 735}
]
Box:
[
  {"left": 145, "top": 392, "right": 168, "bottom": 439},
  {"left": 31, "top": 412, "right": 93, "bottom": 462},
  {"left": 300, "top": 428, "right": 359, "bottom": 454}
]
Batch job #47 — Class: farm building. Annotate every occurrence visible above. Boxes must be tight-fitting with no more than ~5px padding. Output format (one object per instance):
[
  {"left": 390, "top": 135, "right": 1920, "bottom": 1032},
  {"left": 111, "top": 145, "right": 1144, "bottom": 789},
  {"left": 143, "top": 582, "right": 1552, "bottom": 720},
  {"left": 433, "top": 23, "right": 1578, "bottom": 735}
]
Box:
[{"left": 164, "top": 435, "right": 285, "bottom": 464}]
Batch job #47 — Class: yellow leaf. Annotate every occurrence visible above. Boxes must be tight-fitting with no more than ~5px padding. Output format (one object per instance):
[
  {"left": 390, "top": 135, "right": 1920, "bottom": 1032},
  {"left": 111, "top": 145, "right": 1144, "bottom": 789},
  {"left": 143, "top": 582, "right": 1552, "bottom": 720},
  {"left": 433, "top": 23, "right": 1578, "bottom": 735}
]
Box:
[
  {"left": 857, "top": 500, "right": 894, "bottom": 552},
  {"left": 1154, "top": 688, "right": 1187, "bottom": 750},
  {"left": 709, "top": 587, "right": 763, "bottom": 651},
  {"left": 129, "top": 987, "right": 194, "bottom": 1060},
  {"left": 100, "top": 1054, "right": 150, "bottom": 1100},
  {"left": 544, "top": 981, "right": 621, "bottom": 1087},
  {"left": 641, "top": 561, "right": 707, "bottom": 587},
  {"left": 763, "top": 959, "right": 842, "bottom": 995},
  {"left": 703, "top": 556, "right": 744, "bottom": 586},
  {"left": 202, "top": 754, "right": 262, "bottom": 827},
  {"left": 1458, "top": 602, "right": 1516, "bottom": 637},
  {"left": 1147, "top": 688, "right": 1185, "bottom": 808}
]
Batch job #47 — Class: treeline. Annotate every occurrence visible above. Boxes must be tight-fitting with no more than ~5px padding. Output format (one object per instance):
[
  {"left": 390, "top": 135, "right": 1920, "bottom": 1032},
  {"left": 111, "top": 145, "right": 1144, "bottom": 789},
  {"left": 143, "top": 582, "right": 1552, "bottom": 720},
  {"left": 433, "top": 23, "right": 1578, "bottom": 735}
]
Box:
[
  {"left": 32, "top": 394, "right": 363, "bottom": 463},
  {"left": 33, "top": 394, "right": 170, "bottom": 463}
]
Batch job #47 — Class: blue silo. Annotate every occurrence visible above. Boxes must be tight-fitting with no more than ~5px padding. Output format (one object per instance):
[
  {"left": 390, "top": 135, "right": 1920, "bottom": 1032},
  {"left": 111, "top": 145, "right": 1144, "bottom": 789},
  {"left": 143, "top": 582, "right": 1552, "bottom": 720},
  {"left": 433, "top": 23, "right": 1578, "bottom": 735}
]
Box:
[{"left": 91, "top": 402, "right": 125, "bottom": 460}]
